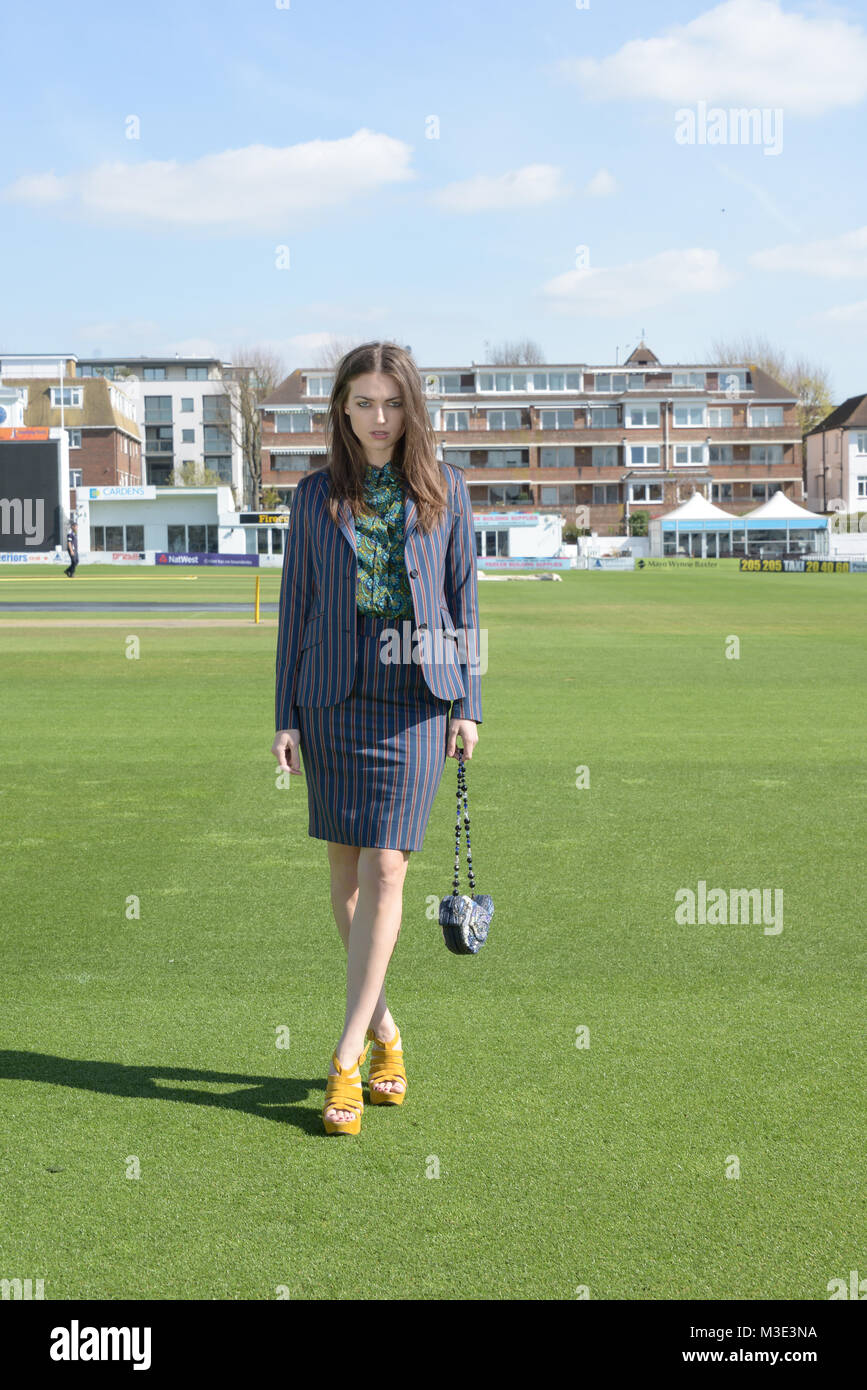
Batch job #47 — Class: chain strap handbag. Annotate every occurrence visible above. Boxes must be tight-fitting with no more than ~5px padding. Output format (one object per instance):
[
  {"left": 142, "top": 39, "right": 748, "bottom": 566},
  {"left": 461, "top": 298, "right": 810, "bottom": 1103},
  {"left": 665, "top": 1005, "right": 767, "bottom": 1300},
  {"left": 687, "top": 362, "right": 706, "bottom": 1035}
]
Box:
[{"left": 438, "top": 747, "right": 494, "bottom": 955}]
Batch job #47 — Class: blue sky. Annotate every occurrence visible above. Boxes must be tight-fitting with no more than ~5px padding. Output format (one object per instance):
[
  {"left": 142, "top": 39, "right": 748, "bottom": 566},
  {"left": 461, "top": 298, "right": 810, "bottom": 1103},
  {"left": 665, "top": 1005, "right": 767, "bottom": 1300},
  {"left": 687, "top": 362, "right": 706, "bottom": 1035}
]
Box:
[{"left": 2, "top": 0, "right": 866, "bottom": 397}]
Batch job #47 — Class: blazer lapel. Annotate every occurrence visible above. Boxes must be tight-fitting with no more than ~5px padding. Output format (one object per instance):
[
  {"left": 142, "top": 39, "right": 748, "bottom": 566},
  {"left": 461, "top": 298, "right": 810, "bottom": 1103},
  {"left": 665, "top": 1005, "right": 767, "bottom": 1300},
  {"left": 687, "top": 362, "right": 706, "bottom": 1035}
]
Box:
[
  {"left": 403, "top": 492, "right": 418, "bottom": 545},
  {"left": 336, "top": 497, "right": 357, "bottom": 555}
]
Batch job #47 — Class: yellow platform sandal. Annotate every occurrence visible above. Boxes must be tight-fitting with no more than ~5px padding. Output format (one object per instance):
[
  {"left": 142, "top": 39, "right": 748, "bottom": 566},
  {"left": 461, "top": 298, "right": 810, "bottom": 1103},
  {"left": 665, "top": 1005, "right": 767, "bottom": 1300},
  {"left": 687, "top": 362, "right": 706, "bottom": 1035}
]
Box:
[
  {"left": 322, "top": 1039, "right": 371, "bottom": 1136},
  {"left": 365, "top": 1025, "right": 407, "bottom": 1106}
]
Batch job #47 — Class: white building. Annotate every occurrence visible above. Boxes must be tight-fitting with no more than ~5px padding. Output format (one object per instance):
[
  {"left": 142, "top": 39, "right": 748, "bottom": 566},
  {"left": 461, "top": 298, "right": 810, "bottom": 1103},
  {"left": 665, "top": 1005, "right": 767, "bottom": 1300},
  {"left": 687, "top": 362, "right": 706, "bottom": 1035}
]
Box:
[{"left": 76, "top": 354, "right": 245, "bottom": 498}]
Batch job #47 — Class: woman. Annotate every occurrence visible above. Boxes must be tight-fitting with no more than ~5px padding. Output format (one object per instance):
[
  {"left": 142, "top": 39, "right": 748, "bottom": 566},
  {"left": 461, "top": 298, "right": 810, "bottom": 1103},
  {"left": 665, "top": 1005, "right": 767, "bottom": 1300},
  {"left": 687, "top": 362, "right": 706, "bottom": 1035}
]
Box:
[{"left": 271, "top": 341, "right": 483, "bottom": 1135}]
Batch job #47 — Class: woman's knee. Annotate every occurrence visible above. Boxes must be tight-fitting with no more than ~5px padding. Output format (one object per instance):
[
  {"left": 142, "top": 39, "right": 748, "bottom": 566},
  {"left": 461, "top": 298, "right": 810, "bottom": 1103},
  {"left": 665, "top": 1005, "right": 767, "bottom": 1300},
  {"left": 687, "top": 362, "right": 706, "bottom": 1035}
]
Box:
[{"left": 358, "top": 847, "right": 410, "bottom": 889}]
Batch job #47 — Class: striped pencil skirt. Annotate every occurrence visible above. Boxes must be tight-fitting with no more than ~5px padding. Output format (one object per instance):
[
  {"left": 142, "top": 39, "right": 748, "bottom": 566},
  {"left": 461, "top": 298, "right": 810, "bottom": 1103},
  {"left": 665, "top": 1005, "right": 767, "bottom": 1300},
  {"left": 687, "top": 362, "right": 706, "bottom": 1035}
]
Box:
[{"left": 296, "top": 610, "right": 452, "bottom": 851}]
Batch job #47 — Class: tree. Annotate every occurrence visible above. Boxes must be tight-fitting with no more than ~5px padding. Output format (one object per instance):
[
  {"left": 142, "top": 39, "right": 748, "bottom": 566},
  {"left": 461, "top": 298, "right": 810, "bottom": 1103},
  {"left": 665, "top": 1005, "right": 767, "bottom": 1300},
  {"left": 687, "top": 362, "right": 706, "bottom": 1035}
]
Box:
[
  {"left": 312, "top": 336, "right": 374, "bottom": 368},
  {"left": 176, "top": 460, "right": 224, "bottom": 487},
  {"left": 482, "top": 338, "right": 547, "bottom": 365},
  {"left": 705, "top": 333, "right": 834, "bottom": 436},
  {"left": 216, "top": 346, "right": 287, "bottom": 510}
]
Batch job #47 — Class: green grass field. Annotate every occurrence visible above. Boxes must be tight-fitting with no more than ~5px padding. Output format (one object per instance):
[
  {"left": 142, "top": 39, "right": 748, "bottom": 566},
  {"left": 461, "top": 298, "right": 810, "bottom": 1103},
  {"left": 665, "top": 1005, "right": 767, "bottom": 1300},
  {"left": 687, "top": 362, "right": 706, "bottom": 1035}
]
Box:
[{"left": 1, "top": 562, "right": 864, "bottom": 1300}]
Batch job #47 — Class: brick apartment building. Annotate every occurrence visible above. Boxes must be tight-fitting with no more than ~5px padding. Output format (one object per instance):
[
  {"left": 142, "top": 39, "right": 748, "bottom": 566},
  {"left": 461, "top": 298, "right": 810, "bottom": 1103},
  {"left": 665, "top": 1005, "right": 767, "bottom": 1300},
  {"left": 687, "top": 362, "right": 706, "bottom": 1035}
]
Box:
[
  {"left": 258, "top": 342, "right": 802, "bottom": 535},
  {"left": 804, "top": 394, "right": 867, "bottom": 513},
  {"left": 0, "top": 354, "right": 142, "bottom": 495}
]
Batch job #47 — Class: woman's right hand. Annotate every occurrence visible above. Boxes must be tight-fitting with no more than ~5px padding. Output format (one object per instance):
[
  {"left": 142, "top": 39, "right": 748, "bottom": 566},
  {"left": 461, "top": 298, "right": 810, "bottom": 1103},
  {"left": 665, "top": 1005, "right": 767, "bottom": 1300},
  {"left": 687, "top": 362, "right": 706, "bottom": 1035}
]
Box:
[{"left": 272, "top": 728, "right": 302, "bottom": 775}]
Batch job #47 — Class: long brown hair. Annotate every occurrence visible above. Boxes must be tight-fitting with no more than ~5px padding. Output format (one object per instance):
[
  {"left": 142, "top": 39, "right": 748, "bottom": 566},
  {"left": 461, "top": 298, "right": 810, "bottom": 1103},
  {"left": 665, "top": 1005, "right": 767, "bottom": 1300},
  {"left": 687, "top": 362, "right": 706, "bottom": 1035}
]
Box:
[{"left": 322, "top": 341, "right": 449, "bottom": 532}]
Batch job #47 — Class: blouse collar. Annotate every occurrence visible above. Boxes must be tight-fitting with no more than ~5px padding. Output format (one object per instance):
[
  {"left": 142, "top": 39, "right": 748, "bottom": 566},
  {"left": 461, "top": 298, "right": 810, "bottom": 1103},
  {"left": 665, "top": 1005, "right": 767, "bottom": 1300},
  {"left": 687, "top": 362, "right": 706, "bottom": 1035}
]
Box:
[{"left": 365, "top": 457, "right": 396, "bottom": 486}]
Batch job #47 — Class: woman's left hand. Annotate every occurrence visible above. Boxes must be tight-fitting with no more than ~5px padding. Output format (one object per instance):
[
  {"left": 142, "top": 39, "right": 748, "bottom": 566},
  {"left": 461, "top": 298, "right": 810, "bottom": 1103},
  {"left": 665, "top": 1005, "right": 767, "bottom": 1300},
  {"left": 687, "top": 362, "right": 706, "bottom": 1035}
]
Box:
[{"left": 446, "top": 719, "right": 479, "bottom": 759}]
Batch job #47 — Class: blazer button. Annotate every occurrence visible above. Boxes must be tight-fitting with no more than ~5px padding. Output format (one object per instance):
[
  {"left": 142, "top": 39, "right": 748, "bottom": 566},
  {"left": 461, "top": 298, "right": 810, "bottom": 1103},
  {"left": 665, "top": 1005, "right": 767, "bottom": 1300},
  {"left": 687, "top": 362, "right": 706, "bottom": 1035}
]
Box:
[
  {"left": 409, "top": 568, "right": 418, "bottom": 577},
  {"left": 418, "top": 622, "right": 428, "bottom": 629}
]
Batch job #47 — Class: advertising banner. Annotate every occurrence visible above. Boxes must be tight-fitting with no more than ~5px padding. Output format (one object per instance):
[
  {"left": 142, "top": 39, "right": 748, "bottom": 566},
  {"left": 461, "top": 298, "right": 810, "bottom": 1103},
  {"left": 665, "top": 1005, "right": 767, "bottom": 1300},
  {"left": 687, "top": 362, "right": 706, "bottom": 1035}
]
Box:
[
  {"left": 477, "top": 556, "right": 571, "bottom": 569},
  {"left": 155, "top": 552, "right": 259, "bottom": 566},
  {"left": 739, "top": 557, "right": 849, "bottom": 573}
]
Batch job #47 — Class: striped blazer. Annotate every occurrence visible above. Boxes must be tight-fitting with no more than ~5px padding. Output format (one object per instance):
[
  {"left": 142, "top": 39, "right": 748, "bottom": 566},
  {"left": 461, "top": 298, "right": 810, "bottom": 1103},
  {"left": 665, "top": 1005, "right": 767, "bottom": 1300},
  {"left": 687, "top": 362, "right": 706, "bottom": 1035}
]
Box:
[{"left": 275, "top": 461, "right": 483, "bottom": 732}]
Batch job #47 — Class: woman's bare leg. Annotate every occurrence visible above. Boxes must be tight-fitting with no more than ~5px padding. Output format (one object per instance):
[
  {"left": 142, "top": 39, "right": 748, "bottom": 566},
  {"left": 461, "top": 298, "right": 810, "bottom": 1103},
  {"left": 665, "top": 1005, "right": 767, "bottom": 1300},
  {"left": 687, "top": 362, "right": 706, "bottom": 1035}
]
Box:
[{"left": 324, "top": 842, "right": 408, "bottom": 1121}]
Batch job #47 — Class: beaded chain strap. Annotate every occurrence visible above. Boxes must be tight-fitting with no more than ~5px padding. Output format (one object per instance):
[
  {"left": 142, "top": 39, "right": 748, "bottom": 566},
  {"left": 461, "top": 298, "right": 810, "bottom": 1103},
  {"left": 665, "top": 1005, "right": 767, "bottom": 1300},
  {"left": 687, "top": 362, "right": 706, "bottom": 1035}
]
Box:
[{"left": 438, "top": 747, "right": 494, "bottom": 955}]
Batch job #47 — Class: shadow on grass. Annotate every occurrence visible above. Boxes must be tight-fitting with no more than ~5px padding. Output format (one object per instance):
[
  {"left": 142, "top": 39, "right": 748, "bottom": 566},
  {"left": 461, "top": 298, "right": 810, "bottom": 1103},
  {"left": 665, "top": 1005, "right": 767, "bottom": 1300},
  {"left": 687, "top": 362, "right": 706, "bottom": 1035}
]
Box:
[{"left": 0, "top": 1050, "right": 336, "bottom": 1136}]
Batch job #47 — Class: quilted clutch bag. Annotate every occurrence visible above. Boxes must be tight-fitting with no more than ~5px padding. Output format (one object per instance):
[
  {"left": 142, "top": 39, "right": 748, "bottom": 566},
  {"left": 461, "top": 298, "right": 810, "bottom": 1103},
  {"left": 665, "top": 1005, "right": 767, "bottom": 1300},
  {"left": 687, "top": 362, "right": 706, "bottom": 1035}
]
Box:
[{"left": 438, "top": 747, "right": 494, "bottom": 955}]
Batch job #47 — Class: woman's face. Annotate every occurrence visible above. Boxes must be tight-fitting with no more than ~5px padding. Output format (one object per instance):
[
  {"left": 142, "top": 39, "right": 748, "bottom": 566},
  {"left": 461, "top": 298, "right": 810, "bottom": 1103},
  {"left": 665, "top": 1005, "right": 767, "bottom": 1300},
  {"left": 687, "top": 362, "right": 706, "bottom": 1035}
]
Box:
[{"left": 343, "top": 371, "right": 406, "bottom": 464}]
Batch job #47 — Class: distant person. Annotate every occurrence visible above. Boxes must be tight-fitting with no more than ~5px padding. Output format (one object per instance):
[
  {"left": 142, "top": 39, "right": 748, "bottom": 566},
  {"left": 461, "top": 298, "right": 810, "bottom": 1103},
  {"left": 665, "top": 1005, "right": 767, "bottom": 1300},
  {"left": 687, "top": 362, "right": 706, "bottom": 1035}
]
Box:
[{"left": 64, "top": 522, "right": 79, "bottom": 578}]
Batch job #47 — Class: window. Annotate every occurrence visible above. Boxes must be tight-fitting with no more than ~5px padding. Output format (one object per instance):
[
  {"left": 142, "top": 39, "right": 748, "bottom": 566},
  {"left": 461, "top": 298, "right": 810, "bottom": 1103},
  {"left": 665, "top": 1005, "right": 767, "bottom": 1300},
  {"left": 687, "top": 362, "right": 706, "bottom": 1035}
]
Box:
[
  {"left": 709, "top": 445, "right": 733, "bottom": 464},
  {"left": 719, "top": 369, "right": 749, "bottom": 394},
  {"left": 202, "top": 395, "right": 230, "bottom": 423},
  {"left": 592, "top": 446, "right": 617, "bottom": 468},
  {"left": 145, "top": 426, "right": 173, "bottom": 454},
  {"left": 530, "top": 371, "right": 582, "bottom": 391},
  {"left": 204, "top": 455, "right": 232, "bottom": 482},
  {"left": 674, "top": 405, "right": 705, "bottom": 426},
  {"left": 857, "top": 476, "right": 867, "bottom": 497},
  {"left": 270, "top": 453, "right": 316, "bottom": 472},
  {"left": 750, "top": 406, "right": 783, "bottom": 426},
  {"left": 306, "top": 375, "right": 333, "bottom": 396},
  {"left": 181, "top": 398, "right": 194, "bottom": 412},
  {"left": 488, "top": 483, "right": 531, "bottom": 504},
  {"left": 856, "top": 434, "right": 867, "bottom": 454},
  {"left": 145, "top": 396, "right": 172, "bottom": 423},
  {"left": 143, "top": 366, "right": 166, "bottom": 380},
  {"left": 707, "top": 407, "right": 733, "bottom": 427},
  {"left": 626, "top": 405, "right": 660, "bottom": 427},
  {"left": 594, "top": 373, "right": 643, "bottom": 392},
  {"left": 592, "top": 484, "right": 619, "bottom": 504},
  {"left": 274, "top": 412, "right": 313, "bottom": 433},
  {"left": 673, "top": 372, "right": 706, "bottom": 388},
  {"left": 487, "top": 409, "right": 521, "bottom": 430},
  {"left": 181, "top": 429, "right": 195, "bottom": 443},
  {"left": 629, "top": 445, "right": 660, "bottom": 466},
  {"left": 540, "top": 485, "right": 576, "bottom": 504},
  {"left": 539, "top": 447, "right": 574, "bottom": 468},
  {"left": 185, "top": 366, "right": 208, "bottom": 380},
  {"left": 540, "top": 409, "right": 574, "bottom": 430},
  {"left": 485, "top": 448, "right": 527, "bottom": 467},
  {"left": 443, "top": 449, "right": 471, "bottom": 468},
  {"left": 476, "top": 529, "right": 510, "bottom": 558},
  {"left": 674, "top": 445, "right": 705, "bottom": 466},
  {"left": 749, "top": 445, "right": 783, "bottom": 465},
  {"left": 51, "top": 387, "right": 83, "bottom": 408},
  {"left": 630, "top": 482, "right": 662, "bottom": 503},
  {"left": 69, "top": 469, "right": 82, "bottom": 488},
  {"left": 90, "top": 524, "right": 145, "bottom": 552},
  {"left": 712, "top": 483, "right": 733, "bottom": 501},
  {"left": 589, "top": 407, "right": 618, "bottom": 429},
  {"left": 445, "top": 411, "right": 470, "bottom": 431},
  {"left": 66, "top": 429, "right": 81, "bottom": 449},
  {"left": 167, "top": 524, "right": 218, "bottom": 552}
]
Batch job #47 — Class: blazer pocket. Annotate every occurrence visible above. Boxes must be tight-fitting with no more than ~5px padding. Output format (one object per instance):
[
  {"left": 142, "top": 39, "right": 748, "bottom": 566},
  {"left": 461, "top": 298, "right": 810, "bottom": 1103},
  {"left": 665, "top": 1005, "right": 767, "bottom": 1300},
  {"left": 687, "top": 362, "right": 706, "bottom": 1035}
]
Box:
[
  {"left": 300, "top": 613, "right": 326, "bottom": 650},
  {"left": 439, "top": 604, "right": 458, "bottom": 640}
]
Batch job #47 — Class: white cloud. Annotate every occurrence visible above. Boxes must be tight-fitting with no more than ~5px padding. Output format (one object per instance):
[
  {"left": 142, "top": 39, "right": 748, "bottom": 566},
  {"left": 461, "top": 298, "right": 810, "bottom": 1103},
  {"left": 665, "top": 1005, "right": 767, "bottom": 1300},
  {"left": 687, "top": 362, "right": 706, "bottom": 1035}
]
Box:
[
  {"left": 0, "top": 129, "right": 415, "bottom": 231},
  {"left": 749, "top": 224, "right": 867, "bottom": 276},
  {"left": 541, "top": 248, "right": 736, "bottom": 316},
  {"left": 431, "top": 163, "right": 568, "bottom": 212},
  {"left": 813, "top": 298, "right": 867, "bottom": 324},
  {"left": 583, "top": 168, "right": 617, "bottom": 197},
  {"left": 558, "top": 0, "right": 867, "bottom": 115}
]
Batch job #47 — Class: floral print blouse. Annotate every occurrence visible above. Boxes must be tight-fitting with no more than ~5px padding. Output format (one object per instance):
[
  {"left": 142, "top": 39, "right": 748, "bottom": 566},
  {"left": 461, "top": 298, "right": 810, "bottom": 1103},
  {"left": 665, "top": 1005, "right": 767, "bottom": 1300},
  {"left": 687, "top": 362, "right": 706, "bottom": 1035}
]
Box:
[{"left": 354, "top": 458, "right": 415, "bottom": 619}]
